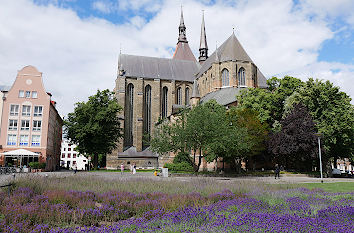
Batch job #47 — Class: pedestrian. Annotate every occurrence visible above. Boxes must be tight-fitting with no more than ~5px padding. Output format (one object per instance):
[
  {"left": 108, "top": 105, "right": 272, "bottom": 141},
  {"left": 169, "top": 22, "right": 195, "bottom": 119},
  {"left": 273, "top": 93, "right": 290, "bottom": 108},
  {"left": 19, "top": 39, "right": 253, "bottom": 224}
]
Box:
[
  {"left": 275, "top": 164, "right": 280, "bottom": 179},
  {"left": 120, "top": 163, "right": 124, "bottom": 175},
  {"left": 73, "top": 163, "right": 77, "bottom": 174},
  {"left": 133, "top": 163, "right": 136, "bottom": 174}
]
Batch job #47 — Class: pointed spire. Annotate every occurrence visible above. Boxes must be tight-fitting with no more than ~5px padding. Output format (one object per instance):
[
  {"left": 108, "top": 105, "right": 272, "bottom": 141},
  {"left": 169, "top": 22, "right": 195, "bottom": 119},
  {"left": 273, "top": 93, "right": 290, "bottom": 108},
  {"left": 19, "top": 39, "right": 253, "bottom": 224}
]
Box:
[
  {"left": 178, "top": 5, "right": 187, "bottom": 42},
  {"left": 199, "top": 10, "right": 208, "bottom": 63}
]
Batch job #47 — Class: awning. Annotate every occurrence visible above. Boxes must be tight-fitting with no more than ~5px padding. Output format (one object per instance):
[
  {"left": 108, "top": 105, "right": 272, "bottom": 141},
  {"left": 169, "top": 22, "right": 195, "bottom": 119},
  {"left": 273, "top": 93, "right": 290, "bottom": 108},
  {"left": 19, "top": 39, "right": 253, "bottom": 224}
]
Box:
[{"left": 3, "top": 149, "right": 39, "bottom": 156}]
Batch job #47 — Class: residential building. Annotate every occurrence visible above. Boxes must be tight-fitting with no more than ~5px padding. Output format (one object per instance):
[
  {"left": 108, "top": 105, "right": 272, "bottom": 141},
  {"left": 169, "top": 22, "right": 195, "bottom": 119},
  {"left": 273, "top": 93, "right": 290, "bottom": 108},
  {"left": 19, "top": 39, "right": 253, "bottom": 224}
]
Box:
[
  {"left": 0, "top": 66, "right": 63, "bottom": 171},
  {"left": 60, "top": 140, "right": 88, "bottom": 170}
]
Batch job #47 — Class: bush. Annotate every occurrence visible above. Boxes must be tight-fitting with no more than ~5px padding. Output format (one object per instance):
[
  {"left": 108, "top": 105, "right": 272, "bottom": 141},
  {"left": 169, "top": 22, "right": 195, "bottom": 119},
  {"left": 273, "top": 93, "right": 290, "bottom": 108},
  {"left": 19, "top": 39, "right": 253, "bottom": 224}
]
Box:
[
  {"left": 29, "top": 162, "right": 40, "bottom": 169},
  {"left": 164, "top": 162, "right": 193, "bottom": 172},
  {"left": 39, "top": 163, "right": 46, "bottom": 169}
]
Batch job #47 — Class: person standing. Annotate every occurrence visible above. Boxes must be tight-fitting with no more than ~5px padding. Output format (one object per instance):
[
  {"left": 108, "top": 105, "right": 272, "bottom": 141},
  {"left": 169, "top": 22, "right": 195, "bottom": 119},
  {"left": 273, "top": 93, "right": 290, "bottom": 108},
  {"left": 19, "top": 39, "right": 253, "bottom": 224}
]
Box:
[
  {"left": 133, "top": 163, "right": 136, "bottom": 174},
  {"left": 275, "top": 164, "right": 280, "bottom": 179},
  {"left": 120, "top": 163, "right": 124, "bottom": 175}
]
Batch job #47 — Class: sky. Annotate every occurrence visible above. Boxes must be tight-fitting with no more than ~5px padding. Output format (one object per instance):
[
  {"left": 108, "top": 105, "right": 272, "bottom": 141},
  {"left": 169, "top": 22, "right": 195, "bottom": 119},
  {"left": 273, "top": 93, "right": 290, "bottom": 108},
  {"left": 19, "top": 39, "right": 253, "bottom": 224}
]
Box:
[{"left": 0, "top": 0, "right": 353, "bottom": 117}]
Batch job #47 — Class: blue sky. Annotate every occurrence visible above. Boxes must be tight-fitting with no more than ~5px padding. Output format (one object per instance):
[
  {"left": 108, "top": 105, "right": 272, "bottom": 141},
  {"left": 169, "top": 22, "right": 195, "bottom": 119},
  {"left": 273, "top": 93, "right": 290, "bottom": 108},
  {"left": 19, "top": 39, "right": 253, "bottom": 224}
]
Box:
[{"left": 0, "top": 0, "right": 353, "bottom": 116}]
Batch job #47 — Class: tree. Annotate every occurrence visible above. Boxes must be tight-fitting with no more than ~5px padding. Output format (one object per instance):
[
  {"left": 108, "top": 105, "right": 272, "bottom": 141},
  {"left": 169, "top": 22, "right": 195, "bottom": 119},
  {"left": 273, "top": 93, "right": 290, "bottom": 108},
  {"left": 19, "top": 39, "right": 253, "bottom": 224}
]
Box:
[
  {"left": 227, "top": 107, "right": 269, "bottom": 170},
  {"left": 203, "top": 111, "right": 251, "bottom": 173},
  {"left": 238, "top": 76, "right": 304, "bottom": 127},
  {"left": 268, "top": 103, "right": 318, "bottom": 171},
  {"left": 64, "top": 89, "right": 123, "bottom": 169},
  {"left": 151, "top": 100, "right": 238, "bottom": 172},
  {"left": 284, "top": 79, "right": 354, "bottom": 163}
]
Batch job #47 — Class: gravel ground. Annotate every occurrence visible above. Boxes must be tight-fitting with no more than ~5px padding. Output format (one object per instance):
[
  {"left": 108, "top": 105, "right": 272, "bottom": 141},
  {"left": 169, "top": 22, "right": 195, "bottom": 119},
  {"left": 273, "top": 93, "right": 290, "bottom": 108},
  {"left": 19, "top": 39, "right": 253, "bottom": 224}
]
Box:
[{"left": 1, "top": 171, "right": 353, "bottom": 187}]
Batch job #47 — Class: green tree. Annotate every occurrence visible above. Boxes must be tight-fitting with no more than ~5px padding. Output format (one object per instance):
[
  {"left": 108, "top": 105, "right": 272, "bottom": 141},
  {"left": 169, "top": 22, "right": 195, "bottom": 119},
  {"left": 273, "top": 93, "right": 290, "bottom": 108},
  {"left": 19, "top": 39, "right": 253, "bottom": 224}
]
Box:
[
  {"left": 227, "top": 107, "right": 269, "bottom": 170},
  {"left": 64, "top": 89, "right": 123, "bottom": 169},
  {"left": 284, "top": 79, "right": 354, "bottom": 163},
  {"left": 238, "top": 76, "right": 304, "bottom": 127}
]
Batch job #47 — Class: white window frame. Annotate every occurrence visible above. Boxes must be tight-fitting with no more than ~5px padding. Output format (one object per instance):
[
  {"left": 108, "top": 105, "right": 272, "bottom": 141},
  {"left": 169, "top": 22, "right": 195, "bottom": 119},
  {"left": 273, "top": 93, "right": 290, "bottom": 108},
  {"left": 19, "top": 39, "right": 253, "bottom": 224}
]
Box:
[
  {"left": 34, "top": 106, "right": 43, "bottom": 117},
  {"left": 22, "top": 105, "right": 31, "bottom": 117},
  {"left": 33, "top": 120, "right": 42, "bottom": 131},
  {"left": 19, "top": 90, "right": 24, "bottom": 98},
  {"left": 21, "top": 120, "right": 30, "bottom": 131},
  {"left": 32, "top": 91, "right": 38, "bottom": 98},
  {"left": 10, "top": 104, "right": 19, "bottom": 116},
  {"left": 31, "top": 135, "right": 40, "bottom": 146},
  {"left": 20, "top": 135, "right": 29, "bottom": 146},
  {"left": 7, "top": 134, "right": 17, "bottom": 146},
  {"left": 8, "top": 119, "right": 18, "bottom": 131}
]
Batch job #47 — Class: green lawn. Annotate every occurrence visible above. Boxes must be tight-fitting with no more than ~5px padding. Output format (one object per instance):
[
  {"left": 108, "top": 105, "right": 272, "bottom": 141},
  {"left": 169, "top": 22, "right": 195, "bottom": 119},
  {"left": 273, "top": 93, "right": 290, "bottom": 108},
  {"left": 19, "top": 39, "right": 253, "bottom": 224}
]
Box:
[{"left": 280, "top": 182, "right": 354, "bottom": 193}]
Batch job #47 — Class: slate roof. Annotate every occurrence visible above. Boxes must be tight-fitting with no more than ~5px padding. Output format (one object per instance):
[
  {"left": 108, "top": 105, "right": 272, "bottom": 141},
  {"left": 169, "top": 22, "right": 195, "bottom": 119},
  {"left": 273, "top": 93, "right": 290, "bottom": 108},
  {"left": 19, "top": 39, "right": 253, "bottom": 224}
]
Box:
[
  {"left": 173, "top": 42, "right": 197, "bottom": 62},
  {"left": 119, "top": 54, "right": 199, "bottom": 82},
  {"left": 200, "top": 87, "right": 246, "bottom": 106},
  {"left": 257, "top": 69, "right": 268, "bottom": 88},
  {"left": 119, "top": 146, "right": 158, "bottom": 158},
  {"left": 196, "top": 33, "right": 267, "bottom": 88}
]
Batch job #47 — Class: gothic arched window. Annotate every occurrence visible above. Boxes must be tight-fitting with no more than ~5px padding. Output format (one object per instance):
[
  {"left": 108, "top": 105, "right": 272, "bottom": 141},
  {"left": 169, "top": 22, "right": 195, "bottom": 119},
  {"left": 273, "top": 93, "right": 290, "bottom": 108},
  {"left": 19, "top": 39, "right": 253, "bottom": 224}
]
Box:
[
  {"left": 238, "top": 67, "right": 246, "bottom": 86},
  {"left": 176, "top": 87, "right": 182, "bottom": 105},
  {"left": 162, "top": 87, "right": 168, "bottom": 118},
  {"left": 143, "top": 85, "right": 151, "bottom": 150},
  {"left": 124, "top": 83, "right": 134, "bottom": 149},
  {"left": 221, "top": 68, "right": 229, "bottom": 87},
  {"left": 185, "top": 87, "right": 190, "bottom": 105}
]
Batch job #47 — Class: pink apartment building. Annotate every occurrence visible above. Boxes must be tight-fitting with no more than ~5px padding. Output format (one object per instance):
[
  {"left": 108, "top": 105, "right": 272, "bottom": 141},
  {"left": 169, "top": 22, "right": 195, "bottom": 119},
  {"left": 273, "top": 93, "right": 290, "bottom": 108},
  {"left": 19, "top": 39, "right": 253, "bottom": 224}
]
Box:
[{"left": 0, "top": 66, "right": 62, "bottom": 171}]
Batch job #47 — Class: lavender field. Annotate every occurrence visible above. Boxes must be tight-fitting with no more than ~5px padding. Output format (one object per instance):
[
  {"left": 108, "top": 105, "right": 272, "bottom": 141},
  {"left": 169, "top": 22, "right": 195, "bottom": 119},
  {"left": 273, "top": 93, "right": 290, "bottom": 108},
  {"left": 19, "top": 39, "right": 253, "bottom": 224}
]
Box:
[{"left": 0, "top": 175, "right": 353, "bottom": 232}]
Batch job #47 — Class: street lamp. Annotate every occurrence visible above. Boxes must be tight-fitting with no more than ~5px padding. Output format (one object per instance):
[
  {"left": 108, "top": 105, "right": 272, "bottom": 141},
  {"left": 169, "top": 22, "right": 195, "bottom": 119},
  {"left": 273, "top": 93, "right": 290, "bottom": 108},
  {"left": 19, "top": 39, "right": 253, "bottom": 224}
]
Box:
[{"left": 315, "top": 133, "right": 323, "bottom": 183}]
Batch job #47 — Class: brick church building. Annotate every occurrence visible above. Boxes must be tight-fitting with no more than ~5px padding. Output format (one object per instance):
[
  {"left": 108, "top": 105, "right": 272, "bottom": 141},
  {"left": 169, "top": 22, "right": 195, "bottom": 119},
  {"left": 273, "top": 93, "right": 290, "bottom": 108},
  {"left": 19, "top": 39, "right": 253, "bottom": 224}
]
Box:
[{"left": 107, "top": 9, "right": 267, "bottom": 170}]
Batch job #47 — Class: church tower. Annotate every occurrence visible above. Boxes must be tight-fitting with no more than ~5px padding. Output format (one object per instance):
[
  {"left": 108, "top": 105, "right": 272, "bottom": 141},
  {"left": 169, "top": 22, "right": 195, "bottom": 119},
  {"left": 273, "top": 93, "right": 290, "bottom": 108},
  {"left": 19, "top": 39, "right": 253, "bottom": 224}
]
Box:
[
  {"left": 172, "top": 7, "right": 196, "bottom": 62},
  {"left": 199, "top": 11, "right": 208, "bottom": 63}
]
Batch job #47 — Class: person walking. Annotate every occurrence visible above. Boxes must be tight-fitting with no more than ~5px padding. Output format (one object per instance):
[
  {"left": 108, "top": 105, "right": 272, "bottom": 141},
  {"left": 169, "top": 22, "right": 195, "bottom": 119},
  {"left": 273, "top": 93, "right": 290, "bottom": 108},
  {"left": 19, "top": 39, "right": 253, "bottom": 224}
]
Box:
[
  {"left": 275, "top": 164, "right": 280, "bottom": 179},
  {"left": 120, "top": 163, "right": 124, "bottom": 175},
  {"left": 73, "top": 163, "right": 78, "bottom": 174}
]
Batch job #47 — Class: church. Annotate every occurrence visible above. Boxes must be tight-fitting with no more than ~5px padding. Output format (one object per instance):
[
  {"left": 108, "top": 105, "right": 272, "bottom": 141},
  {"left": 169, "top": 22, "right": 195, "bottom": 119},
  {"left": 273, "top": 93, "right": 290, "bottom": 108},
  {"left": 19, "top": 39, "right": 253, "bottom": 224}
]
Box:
[{"left": 106, "top": 9, "right": 267, "bottom": 170}]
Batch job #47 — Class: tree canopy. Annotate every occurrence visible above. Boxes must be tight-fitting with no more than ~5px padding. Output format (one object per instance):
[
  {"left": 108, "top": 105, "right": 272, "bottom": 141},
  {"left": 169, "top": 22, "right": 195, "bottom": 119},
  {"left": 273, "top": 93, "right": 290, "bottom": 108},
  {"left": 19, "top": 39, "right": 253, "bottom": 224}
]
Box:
[
  {"left": 284, "top": 78, "right": 354, "bottom": 162},
  {"left": 64, "top": 89, "right": 123, "bottom": 169},
  {"left": 268, "top": 103, "right": 318, "bottom": 171},
  {"left": 150, "top": 100, "right": 252, "bottom": 172}
]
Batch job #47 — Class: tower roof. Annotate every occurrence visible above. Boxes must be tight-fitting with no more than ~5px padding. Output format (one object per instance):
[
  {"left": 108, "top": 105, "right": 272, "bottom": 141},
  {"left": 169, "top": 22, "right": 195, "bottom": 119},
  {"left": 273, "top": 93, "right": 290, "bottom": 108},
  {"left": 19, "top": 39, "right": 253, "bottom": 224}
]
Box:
[
  {"left": 173, "top": 7, "right": 197, "bottom": 62},
  {"left": 199, "top": 11, "right": 208, "bottom": 50},
  {"left": 173, "top": 42, "right": 197, "bottom": 62}
]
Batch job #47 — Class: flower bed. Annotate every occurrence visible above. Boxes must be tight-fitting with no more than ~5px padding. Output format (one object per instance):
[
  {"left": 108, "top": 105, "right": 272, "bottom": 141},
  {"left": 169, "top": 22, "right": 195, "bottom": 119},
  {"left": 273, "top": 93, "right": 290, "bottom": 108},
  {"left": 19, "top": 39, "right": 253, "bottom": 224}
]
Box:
[{"left": 0, "top": 184, "right": 353, "bottom": 232}]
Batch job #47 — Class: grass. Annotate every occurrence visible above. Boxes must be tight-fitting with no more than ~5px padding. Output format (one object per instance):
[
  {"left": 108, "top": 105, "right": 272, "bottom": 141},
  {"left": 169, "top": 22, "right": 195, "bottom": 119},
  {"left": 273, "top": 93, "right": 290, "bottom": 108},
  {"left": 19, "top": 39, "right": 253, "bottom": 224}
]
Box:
[
  {"left": 296, "top": 182, "right": 354, "bottom": 193},
  {"left": 273, "top": 182, "right": 354, "bottom": 193}
]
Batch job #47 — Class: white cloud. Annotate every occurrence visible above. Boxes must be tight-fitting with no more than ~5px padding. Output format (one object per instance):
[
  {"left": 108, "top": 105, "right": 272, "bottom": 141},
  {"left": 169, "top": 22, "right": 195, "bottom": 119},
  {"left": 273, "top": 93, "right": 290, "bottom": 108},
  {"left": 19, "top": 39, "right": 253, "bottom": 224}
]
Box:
[
  {"left": 0, "top": 0, "right": 353, "bottom": 117},
  {"left": 92, "top": 1, "right": 113, "bottom": 14},
  {"left": 117, "top": 0, "right": 162, "bottom": 12}
]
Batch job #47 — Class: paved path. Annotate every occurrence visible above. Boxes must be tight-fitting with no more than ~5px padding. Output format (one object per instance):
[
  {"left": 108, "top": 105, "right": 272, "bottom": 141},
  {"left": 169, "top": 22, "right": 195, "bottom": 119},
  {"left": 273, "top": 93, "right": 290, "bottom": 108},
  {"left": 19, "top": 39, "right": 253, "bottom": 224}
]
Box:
[{"left": 1, "top": 171, "right": 353, "bottom": 186}]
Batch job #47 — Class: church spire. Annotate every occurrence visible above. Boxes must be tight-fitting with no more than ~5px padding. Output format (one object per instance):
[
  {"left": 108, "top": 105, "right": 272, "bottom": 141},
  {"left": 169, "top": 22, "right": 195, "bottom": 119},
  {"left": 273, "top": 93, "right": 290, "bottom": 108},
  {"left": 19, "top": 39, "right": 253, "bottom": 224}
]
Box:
[
  {"left": 178, "top": 6, "right": 187, "bottom": 43},
  {"left": 199, "top": 10, "right": 208, "bottom": 63}
]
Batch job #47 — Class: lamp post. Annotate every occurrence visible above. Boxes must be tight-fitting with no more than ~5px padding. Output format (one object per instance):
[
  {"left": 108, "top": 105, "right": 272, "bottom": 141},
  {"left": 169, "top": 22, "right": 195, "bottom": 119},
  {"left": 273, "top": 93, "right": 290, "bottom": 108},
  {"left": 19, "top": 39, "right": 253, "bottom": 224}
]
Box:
[{"left": 315, "top": 133, "right": 323, "bottom": 183}]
